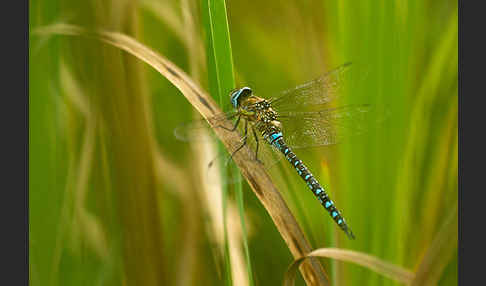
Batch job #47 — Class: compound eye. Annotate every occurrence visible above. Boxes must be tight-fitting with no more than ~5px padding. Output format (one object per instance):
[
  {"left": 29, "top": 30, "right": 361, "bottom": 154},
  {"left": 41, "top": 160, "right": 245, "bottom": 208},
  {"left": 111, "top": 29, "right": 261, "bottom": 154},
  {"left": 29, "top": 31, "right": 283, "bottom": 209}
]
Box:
[
  {"left": 239, "top": 87, "right": 252, "bottom": 97},
  {"left": 230, "top": 87, "right": 253, "bottom": 108}
]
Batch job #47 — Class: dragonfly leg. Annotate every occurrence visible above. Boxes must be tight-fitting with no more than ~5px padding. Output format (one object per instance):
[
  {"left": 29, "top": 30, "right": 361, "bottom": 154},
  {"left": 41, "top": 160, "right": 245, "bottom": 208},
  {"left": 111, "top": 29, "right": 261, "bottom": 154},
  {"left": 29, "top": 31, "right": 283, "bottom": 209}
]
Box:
[
  {"left": 216, "top": 114, "right": 241, "bottom": 131},
  {"left": 252, "top": 127, "right": 263, "bottom": 164},
  {"left": 227, "top": 119, "right": 248, "bottom": 164}
]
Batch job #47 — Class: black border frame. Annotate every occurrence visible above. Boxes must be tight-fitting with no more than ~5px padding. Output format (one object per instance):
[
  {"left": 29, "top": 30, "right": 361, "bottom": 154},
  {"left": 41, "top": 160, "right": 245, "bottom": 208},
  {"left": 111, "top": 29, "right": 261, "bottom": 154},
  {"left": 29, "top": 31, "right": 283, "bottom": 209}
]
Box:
[{"left": 1, "top": 0, "right": 29, "bottom": 284}]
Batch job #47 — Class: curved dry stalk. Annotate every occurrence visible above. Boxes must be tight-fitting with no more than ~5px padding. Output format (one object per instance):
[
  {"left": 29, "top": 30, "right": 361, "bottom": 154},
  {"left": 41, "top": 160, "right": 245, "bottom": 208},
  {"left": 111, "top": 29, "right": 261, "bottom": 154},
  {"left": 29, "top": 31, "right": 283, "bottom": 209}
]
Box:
[
  {"left": 284, "top": 248, "right": 415, "bottom": 286},
  {"left": 33, "top": 23, "right": 329, "bottom": 285}
]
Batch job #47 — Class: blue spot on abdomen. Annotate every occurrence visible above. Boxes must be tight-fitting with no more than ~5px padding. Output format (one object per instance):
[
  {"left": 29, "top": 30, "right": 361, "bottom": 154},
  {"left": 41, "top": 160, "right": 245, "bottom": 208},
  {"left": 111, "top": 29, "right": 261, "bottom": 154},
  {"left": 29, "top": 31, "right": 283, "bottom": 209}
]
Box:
[
  {"left": 268, "top": 132, "right": 282, "bottom": 143},
  {"left": 325, "top": 201, "right": 333, "bottom": 208}
]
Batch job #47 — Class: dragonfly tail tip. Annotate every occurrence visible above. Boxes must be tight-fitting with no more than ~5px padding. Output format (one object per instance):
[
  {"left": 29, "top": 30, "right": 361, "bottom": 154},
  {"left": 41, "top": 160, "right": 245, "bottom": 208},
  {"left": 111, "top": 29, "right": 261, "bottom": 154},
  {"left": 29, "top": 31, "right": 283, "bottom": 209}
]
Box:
[{"left": 345, "top": 227, "right": 355, "bottom": 240}]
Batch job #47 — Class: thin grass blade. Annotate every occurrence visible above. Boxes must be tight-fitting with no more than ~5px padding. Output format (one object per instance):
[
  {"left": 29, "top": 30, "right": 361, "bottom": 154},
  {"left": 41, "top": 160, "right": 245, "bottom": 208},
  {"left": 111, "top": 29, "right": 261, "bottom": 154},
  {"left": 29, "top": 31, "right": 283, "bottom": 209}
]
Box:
[{"left": 202, "top": 0, "right": 241, "bottom": 284}]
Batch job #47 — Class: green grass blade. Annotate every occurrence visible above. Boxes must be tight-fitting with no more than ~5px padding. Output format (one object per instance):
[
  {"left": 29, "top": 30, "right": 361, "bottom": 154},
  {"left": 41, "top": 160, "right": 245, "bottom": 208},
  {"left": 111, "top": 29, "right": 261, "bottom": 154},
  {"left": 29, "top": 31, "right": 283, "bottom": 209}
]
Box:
[
  {"left": 201, "top": 1, "right": 233, "bottom": 284},
  {"left": 201, "top": 1, "right": 254, "bottom": 285},
  {"left": 202, "top": 0, "right": 235, "bottom": 103}
]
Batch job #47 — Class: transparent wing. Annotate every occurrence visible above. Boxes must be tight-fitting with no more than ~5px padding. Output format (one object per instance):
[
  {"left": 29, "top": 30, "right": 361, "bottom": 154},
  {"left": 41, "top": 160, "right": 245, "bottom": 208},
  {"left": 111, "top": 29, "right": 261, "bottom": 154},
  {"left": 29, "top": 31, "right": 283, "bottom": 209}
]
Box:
[
  {"left": 174, "top": 110, "right": 244, "bottom": 186},
  {"left": 173, "top": 110, "right": 239, "bottom": 142},
  {"left": 278, "top": 105, "right": 374, "bottom": 149},
  {"left": 269, "top": 62, "right": 351, "bottom": 112}
]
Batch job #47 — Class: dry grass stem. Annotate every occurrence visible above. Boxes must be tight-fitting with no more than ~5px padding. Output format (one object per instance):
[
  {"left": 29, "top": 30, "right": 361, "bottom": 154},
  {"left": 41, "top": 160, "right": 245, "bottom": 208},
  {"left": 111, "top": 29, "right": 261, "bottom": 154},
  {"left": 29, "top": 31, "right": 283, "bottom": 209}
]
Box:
[{"left": 284, "top": 248, "right": 415, "bottom": 286}]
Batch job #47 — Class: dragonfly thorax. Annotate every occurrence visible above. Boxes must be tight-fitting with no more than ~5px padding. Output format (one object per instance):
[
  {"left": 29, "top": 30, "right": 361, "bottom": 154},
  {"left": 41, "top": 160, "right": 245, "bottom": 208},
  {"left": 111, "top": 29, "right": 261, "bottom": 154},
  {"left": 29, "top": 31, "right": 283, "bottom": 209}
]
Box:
[
  {"left": 238, "top": 95, "right": 277, "bottom": 120},
  {"left": 229, "top": 89, "right": 283, "bottom": 139}
]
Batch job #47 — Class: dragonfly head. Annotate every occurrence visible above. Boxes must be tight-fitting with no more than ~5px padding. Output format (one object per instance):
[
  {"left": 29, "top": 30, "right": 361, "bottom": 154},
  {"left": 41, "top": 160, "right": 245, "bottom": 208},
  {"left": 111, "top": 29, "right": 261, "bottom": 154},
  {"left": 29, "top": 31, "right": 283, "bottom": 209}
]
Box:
[{"left": 230, "top": 87, "right": 253, "bottom": 108}]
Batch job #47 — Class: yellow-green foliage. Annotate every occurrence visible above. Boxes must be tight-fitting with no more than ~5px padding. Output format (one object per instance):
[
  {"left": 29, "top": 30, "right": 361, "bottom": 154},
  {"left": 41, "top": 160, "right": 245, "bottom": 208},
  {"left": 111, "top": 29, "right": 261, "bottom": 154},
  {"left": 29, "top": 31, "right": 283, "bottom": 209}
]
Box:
[{"left": 30, "top": 0, "right": 457, "bottom": 285}]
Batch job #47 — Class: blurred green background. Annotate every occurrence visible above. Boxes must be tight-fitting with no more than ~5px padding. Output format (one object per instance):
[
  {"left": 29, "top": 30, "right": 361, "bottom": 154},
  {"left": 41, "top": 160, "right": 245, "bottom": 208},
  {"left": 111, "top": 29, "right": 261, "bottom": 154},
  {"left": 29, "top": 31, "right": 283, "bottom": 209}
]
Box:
[{"left": 29, "top": 0, "right": 457, "bottom": 285}]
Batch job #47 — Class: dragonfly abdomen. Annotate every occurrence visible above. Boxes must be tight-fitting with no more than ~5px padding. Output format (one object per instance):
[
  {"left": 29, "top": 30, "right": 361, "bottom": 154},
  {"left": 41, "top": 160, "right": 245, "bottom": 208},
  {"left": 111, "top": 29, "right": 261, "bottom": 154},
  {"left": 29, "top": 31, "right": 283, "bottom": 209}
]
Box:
[{"left": 266, "top": 131, "right": 355, "bottom": 239}]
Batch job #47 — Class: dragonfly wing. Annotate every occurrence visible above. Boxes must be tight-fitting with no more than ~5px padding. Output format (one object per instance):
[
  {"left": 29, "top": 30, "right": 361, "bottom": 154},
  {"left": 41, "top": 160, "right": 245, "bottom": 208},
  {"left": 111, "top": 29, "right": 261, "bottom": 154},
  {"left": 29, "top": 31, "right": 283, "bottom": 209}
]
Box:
[
  {"left": 269, "top": 63, "right": 352, "bottom": 112},
  {"left": 278, "top": 105, "right": 374, "bottom": 149},
  {"left": 174, "top": 110, "right": 238, "bottom": 142}
]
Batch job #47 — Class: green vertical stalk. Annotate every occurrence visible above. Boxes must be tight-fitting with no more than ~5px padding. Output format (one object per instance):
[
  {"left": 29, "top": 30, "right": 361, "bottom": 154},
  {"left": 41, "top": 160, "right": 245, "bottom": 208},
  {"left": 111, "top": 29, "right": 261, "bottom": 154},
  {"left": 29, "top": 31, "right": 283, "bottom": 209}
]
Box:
[{"left": 201, "top": 0, "right": 253, "bottom": 285}]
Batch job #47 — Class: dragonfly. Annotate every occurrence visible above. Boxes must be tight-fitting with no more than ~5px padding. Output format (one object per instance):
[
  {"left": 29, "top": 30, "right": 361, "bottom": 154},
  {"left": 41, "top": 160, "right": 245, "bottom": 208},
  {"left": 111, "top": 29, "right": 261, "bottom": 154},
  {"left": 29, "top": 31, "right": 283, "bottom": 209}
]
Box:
[{"left": 176, "top": 63, "right": 374, "bottom": 239}]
